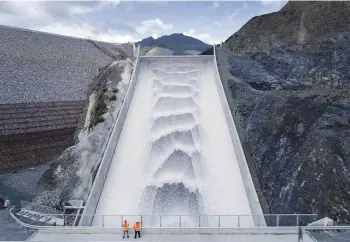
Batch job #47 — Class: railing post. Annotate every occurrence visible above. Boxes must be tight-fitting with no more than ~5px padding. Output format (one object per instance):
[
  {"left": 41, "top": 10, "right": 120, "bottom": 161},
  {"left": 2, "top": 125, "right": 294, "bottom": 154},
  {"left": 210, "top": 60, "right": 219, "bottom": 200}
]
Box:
[
  {"left": 160, "top": 215, "right": 162, "bottom": 227},
  {"left": 121, "top": 215, "right": 123, "bottom": 227},
  {"left": 297, "top": 215, "right": 299, "bottom": 226},
  {"left": 297, "top": 227, "right": 303, "bottom": 242},
  {"left": 102, "top": 215, "right": 104, "bottom": 227},
  {"left": 257, "top": 215, "right": 260, "bottom": 227},
  {"left": 277, "top": 215, "right": 280, "bottom": 227},
  {"left": 218, "top": 215, "right": 221, "bottom": 227},
  {"left": 238, "top": 215, "right": 240, "bottom": 227},
  {"left": 199, "top": 215, "right": 201, "bottom": 227},
  {"left": 179, "top": 216, "right": 181, "bottom": 228}
]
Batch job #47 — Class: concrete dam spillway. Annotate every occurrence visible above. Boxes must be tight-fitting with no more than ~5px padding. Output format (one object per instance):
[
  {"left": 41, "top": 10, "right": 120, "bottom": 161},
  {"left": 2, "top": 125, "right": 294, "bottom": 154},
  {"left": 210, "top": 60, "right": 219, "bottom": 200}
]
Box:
[{"left": 92, "top": 56, "right": 255, "bottom": 227}]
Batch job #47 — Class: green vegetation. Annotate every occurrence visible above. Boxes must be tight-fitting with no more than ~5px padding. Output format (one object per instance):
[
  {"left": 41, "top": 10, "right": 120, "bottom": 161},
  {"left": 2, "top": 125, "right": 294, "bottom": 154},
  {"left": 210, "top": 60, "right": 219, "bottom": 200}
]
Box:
[
  {"left": 110, "top": 95, "right": 116, "bottom": 101},
  {"left": 89, "top": 93, "right": 107, "bottom": 129},
  {"left": 112, "top": 88, "right": 118, "bottom": 93},
  {"left": 140, "top": 46, "right": 154, "bottom": 55},
  {"left": 199, "top": 47, "right": 213, "bottom": 55}
]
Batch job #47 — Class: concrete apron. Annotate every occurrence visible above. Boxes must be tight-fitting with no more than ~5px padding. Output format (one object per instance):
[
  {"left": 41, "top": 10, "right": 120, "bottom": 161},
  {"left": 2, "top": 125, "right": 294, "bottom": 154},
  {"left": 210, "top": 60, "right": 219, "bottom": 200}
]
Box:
[{"left": 29, "top": 227, "right": 315, "bottom": 242}]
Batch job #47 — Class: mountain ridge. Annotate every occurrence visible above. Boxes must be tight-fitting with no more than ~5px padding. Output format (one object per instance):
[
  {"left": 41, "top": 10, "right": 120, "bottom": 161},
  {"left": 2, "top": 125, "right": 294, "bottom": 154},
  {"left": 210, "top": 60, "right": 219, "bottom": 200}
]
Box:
[{"left": 136, "top": 33, "right": 211, "bottom": 55}]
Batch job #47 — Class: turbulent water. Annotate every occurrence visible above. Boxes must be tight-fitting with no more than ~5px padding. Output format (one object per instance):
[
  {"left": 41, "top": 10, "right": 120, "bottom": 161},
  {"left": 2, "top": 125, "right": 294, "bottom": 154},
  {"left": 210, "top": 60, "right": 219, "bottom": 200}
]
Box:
[{"left": 93, "top": 57, "right": 254, "bottom": 227}]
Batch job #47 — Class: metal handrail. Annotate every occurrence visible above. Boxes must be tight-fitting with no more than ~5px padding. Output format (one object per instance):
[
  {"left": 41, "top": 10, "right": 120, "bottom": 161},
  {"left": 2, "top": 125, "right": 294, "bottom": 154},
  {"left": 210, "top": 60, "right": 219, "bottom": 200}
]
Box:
[
  {"left": 13, "top": 207, "right": 350, "bottom": 234},
  {"left": 10, "top": 209, "right": 320, "bottom": 229}
]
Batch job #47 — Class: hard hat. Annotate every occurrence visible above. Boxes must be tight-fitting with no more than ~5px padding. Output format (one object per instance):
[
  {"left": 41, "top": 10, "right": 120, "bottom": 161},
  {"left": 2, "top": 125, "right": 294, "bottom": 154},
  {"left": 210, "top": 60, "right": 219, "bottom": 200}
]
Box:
[{"left": 136, "top": 220, "right": 139, "bottom": 223}]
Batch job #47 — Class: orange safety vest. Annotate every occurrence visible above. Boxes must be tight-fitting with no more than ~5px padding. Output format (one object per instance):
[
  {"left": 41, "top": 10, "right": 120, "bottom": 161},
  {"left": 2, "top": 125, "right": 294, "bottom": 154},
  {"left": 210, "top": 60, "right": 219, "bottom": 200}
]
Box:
[
  {"left": 133, "top": 222, "right": 141, "bottom": 231},
  {"left": 123, "top": 222, "right": 129, "bottom": 231}
]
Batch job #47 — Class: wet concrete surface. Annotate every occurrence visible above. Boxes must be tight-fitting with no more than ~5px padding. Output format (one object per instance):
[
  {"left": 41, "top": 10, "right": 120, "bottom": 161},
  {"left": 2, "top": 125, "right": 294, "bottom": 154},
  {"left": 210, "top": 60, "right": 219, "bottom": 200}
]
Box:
[
  {"left": 0, "top": 210, "right": 34, "bottom": 241},
  {"left": 0, "top": 162, "right": 50, "bottom": 240}
]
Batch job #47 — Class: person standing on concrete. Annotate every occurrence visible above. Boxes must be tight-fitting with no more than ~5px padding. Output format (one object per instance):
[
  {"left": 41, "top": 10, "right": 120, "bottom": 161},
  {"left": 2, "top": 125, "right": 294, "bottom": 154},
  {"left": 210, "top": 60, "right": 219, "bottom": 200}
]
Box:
[
  {"left": 133, "top": 220, "right": 141, "bottom": 239},
  {"left": 123, "top": 220, "right": 129, "bottom": 238}
]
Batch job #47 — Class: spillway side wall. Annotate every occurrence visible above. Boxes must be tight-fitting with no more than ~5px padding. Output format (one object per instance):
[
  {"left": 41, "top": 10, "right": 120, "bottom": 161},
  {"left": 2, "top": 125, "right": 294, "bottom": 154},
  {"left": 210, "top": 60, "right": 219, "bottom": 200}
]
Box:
[
  {"left": 79, "top": 46, "right": 141, "bottom": 226},
  {"left": 213, "top": 46, "right": 266, "bottom": 227}
]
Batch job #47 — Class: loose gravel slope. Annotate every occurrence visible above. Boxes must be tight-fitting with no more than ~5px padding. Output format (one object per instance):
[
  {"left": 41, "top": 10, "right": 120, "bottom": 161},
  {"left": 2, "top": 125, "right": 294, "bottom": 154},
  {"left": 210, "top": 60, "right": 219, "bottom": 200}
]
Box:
[{"left": 0, "top": 25, "right": 116, "bottom": 104}]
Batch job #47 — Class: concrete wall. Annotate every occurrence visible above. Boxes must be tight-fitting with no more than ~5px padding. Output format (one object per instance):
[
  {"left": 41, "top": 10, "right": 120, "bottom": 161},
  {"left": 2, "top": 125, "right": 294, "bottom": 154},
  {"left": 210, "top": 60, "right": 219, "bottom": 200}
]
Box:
[
  {"left": 79, "top": 46, "right": 141, "bottom": 226},
  {"left": 213, "top": 46, "right": 266, "bottom": 227}
]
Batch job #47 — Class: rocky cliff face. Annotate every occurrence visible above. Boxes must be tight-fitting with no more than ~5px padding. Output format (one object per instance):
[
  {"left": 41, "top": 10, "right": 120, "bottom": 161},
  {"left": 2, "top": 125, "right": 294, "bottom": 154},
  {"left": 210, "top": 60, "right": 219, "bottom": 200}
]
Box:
[
  {"left": 226, "top": 1, "right": 350, "bottom": 57},
  {"left": 220, "top": 1, "right": 350, "bottom": 223}
]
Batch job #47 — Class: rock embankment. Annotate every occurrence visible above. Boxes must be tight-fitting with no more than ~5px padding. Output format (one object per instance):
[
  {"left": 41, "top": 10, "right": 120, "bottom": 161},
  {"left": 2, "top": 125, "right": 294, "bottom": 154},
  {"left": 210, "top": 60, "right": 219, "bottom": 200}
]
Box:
[
  {"left": 0, "top": 101, "right": 85, "bottom": 172},
  {"left": 33, "top": 60, "right": 133, "bottom": 208},
  {"left": 0, "top": 25, "right": 123, "bottom": 104},
  {"left": 0, "top": 25, "right": 132, "bottom": 172}
]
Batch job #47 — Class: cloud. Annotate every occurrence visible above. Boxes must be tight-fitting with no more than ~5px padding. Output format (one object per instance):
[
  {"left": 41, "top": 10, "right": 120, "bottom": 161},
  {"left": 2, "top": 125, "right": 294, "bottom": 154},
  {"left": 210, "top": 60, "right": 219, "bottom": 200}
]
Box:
[
  {"left": 211, "top": 3, "right": 253, "bottom": 35},
  {"left": 260, "top": 0, "right": 287, "bottom": 7},
  {"left": 0, "top": 1, "right": 133, "bottom": 43},
  {"left": 94, "top": 19, "right": 136, "bottom": 35},
  {"left": 136, "top": 18, "right": 173, "bottom": 38},
  {"left": 37, "top": 23, "right": 135, "bottom": 43},
  {"left": 212, "top": 1, "right": 220, "bottom": 9},
  {"left": 184, "top": 28, "right": 221, "bottom": 44},
  {"left": 0, "top": 1, "right": 117, "bottom": 22},
  {"left": 0, "top": 1, "right": 122, "bottom": 33},
  {"left": 227, "top": 10, "right": 239, "bottom": 21}
]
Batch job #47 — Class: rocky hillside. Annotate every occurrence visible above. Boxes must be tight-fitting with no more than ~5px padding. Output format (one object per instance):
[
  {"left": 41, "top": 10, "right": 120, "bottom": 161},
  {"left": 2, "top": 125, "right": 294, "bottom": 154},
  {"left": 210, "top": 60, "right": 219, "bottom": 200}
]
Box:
[
  {"left": 219, "top": 1, "right": 350, "bottom": 223},
  {"left": 226, "top": 1, "right": 350, "bottom": 57},
  {"left": 136, "top": 33, "right": 211, "bottom": 55}
]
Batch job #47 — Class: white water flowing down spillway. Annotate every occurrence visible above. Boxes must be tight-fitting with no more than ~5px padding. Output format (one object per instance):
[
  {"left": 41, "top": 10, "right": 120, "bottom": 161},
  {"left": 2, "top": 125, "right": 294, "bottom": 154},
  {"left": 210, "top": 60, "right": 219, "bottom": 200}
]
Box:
[{"left": 93, "top": 57, "right": 254, "bottom": 227}]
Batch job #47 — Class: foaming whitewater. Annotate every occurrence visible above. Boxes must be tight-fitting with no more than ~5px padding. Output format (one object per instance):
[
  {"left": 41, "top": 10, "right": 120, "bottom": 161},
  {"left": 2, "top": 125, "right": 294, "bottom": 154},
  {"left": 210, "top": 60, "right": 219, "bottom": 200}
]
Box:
[{"left": 93, "top": 57, "right": 254, "bottom": 227}]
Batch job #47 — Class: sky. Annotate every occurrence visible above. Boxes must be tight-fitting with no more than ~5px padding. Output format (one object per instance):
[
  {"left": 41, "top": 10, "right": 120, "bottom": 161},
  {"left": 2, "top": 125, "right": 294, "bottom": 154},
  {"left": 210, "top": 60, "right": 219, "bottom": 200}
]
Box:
[{"left": 0, "top": 1, "right": 287, "bottom": 44}]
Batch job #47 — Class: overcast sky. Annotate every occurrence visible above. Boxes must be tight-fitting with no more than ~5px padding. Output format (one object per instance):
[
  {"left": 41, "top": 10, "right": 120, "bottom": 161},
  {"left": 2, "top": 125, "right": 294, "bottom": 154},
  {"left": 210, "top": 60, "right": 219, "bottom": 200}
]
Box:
[{"left": 0, "top": 1, "right": 287, "bottom": 44}]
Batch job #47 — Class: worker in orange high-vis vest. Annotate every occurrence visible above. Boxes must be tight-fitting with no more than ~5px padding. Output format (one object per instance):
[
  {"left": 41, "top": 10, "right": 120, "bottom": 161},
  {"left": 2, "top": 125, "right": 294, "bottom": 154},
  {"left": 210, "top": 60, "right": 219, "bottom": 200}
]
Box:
[
  {"left": 122, "top": 220, "right": 129, "bottom": 238},
  {"left": 133, "top": 220, "right": 141, "bottom": 239}
]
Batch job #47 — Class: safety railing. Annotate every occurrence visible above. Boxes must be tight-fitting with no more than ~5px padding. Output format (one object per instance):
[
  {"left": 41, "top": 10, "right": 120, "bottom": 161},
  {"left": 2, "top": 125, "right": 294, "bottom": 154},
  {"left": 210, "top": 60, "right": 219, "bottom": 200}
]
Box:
[
  {"left": 21, "top": 201, "right": 60, "bottom": 215},
  {"left": 10, "top": 212, "right": 319, "bottom": 229},
  {"left": 302, "top": 226, "right": 350, "bottom": 242}
]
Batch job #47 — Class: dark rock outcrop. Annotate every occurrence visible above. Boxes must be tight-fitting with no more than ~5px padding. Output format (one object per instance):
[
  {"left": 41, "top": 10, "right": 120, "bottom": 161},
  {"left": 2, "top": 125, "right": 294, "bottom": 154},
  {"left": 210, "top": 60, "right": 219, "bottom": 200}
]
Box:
[{"left": 219, "top": 1, "right": 350, "bottom": 223}]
